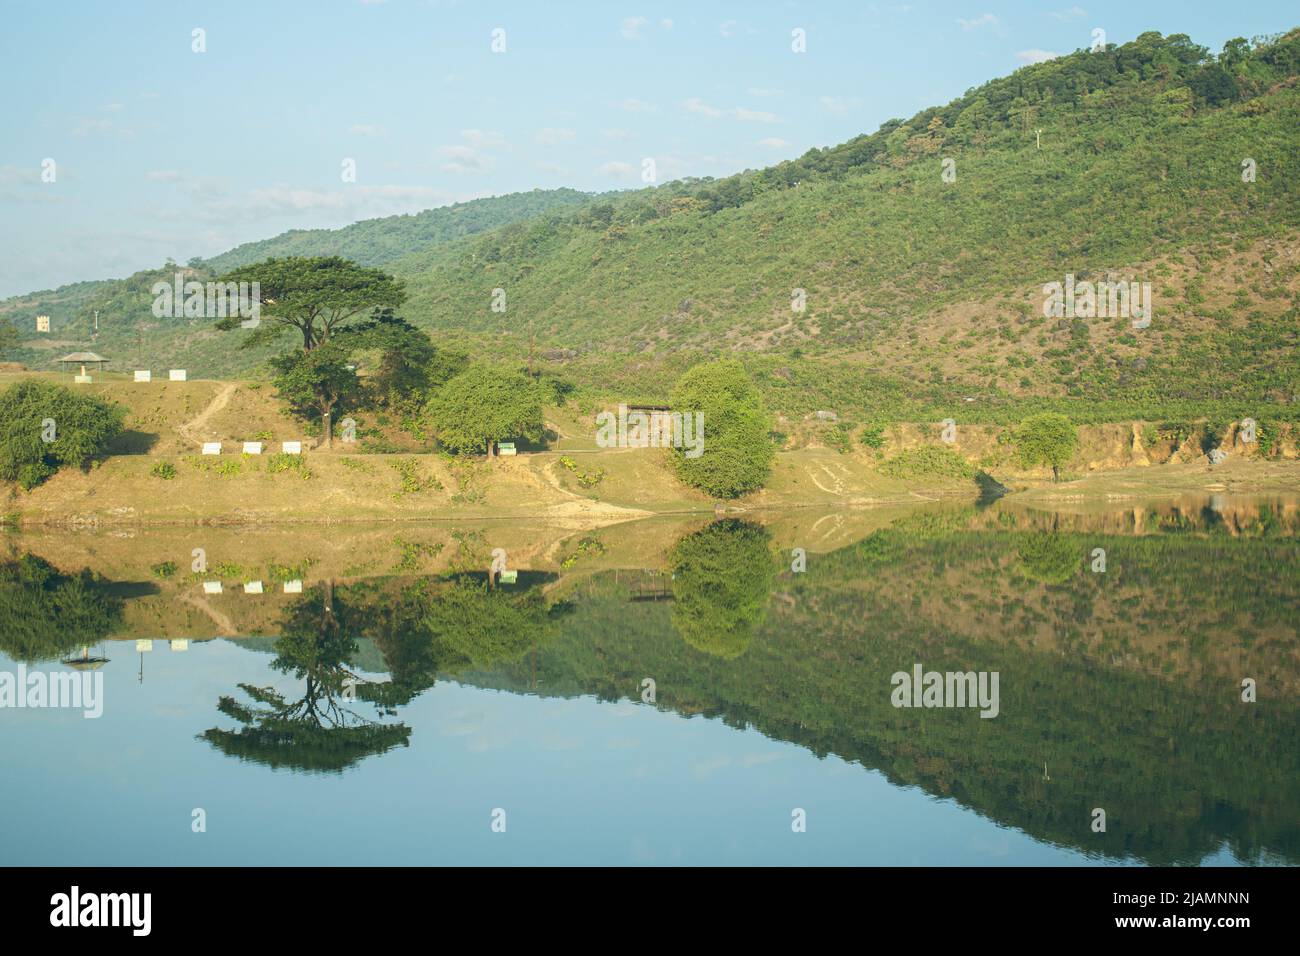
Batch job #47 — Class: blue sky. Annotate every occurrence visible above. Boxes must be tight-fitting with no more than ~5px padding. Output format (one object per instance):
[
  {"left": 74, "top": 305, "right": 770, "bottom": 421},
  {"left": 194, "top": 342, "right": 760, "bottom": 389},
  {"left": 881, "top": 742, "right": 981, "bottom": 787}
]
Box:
[{"left": 2, "top": 0, "right": 1296, "bottom": 298}]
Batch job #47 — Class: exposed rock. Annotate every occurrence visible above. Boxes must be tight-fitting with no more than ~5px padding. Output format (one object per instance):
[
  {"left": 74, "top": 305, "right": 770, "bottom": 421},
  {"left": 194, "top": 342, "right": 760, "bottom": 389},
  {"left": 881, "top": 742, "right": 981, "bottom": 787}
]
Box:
[{"left": 1207, "top": 448, "right": 1228, "bottom": 466}]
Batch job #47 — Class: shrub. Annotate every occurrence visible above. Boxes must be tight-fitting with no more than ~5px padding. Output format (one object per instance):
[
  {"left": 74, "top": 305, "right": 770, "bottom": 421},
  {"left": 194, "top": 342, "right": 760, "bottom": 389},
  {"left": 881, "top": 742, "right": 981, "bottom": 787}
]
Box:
[
  {"left": 881, "top": 446, "right": 974, "bottom": 480},
  {"left": 150, "top": 461, "right": 177, "bottom": 480},
  {"left": 0, "top": 381, "right": 125, "bottom": 489}
]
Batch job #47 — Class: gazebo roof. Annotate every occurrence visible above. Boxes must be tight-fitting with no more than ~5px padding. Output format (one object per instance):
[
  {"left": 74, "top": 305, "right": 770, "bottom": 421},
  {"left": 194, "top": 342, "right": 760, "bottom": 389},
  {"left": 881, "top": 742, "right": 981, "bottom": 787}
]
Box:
[{"left": 56, "top": 352, "right": 108, "bottom": 363}]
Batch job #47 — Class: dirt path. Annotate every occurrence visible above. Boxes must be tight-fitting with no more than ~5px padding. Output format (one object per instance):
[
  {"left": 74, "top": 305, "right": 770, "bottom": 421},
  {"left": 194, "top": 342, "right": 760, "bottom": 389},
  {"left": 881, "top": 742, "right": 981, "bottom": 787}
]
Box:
[
  {"left": 180, "top": 591, "right": 237, "bottom": 636},
  {"left": 177, "top": 383, "right": 238, "bottom": 446}
]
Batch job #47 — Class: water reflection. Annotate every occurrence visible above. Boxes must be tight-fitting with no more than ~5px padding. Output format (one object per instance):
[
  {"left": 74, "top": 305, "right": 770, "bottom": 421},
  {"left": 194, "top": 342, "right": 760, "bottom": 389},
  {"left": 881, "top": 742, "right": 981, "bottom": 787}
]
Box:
[{"left": 4, "top": 495, "right": 1297, "bottom": 864}]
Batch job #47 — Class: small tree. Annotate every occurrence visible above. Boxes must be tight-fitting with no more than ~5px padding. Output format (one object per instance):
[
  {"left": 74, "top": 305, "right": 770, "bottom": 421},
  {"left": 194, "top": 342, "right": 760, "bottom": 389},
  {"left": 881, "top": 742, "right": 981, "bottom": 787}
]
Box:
[
  {"left": 216, "top": 256, "right": 406, "bottom": 352},
  {"left": 1015, "top": 412, "right": 1077, "bottom": 482},
  {"left": 669, "top": 359, "right": 774, "bottom": 498},
  {"left": 270, "top": 342, "right": 360, "bottom": 447},
  {"left": 425, "top": 364, "right": 544, "bottom": 457},
  {"left": 0, "top": 380, "right": 125, "bottom": 488}
]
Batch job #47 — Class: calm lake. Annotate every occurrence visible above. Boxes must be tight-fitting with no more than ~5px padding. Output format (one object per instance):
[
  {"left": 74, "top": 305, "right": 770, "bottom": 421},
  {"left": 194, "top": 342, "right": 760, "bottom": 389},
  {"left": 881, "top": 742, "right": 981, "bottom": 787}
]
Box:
[{"left": 2, "top": 495, "right": 1297, "bottom": 866}]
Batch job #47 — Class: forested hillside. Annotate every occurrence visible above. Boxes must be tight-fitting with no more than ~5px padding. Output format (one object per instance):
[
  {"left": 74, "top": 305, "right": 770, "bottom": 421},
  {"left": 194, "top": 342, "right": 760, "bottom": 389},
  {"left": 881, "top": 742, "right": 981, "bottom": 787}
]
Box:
[{"left": 3, "top": 29, "right": 1297, "bottom": 421}]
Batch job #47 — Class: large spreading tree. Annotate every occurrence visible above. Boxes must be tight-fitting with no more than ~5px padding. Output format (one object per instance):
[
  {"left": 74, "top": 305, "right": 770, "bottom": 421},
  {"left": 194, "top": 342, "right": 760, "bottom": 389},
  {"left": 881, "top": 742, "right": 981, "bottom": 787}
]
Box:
[{"left": 215, "top": 256, "right": 407, "bottom": 352}]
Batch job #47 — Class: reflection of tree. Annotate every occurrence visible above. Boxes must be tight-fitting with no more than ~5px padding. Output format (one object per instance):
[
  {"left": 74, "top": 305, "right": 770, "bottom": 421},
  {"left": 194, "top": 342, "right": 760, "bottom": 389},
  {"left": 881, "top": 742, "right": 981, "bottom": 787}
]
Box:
[
  {"left": 1016, "top": 533, "right": 1079, "bottom": 585},
  {"left": 200, "top": 583, "right": 410, "bottom": 772},
  {"left": 0, "top": 554, "right": 123, "bottom": 663},
  {"left": 669, "top": 519, "right": 774, "bottom": 660},
  {"left": 344, "top": 574, "right": 564, "bottom": 710}
]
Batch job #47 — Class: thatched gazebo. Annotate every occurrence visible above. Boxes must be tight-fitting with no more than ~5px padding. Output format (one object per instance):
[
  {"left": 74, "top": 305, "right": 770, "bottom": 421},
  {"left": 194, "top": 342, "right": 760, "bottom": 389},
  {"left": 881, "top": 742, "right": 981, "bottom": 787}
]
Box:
[{"left": 56, "top": 351, "right": 109, "bottom": 381}]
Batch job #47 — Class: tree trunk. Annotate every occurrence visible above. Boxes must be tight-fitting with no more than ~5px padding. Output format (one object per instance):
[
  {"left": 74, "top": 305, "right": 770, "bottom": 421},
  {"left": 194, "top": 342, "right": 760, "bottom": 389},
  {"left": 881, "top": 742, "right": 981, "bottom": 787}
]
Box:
[
  {"left": 322, "top": 407, "right": 333, "bottom": 448},
  {"left": 486, "top": 440, "right": 494, "bottom": 459},
  {"left": 1051, "top": 464, "right": 1060, "bottom": 482}
]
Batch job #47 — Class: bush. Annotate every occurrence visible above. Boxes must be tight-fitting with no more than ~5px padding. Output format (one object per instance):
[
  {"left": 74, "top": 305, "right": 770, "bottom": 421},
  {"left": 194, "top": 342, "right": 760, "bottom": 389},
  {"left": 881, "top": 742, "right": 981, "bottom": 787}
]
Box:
[
  {"left": 859, "top": 424, "right": 886, "bottom": 449},
  {"left": 151, "top": 462, "right": 177, "bottom": 480},
  {"left": 669, "top": 360, "right": 774, "bottom": 498},
  {"left": 880, "top": 446, "right": 974, "bottom": 480},
  {"left": 0, "top": 381, "right": 126, "bottom": 489}
]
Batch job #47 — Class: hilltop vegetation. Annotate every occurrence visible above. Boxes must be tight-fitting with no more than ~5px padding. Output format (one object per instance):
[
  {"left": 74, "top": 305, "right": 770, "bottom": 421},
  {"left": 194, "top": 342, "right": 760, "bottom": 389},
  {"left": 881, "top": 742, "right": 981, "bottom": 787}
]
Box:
[{"left": 2, "top": 29, "right": 1297, "bottom": 427}]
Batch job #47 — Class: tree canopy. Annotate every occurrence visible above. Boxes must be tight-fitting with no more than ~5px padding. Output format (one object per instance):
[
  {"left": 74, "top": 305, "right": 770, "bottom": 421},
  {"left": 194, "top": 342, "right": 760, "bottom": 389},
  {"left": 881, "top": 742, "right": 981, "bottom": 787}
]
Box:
[
  {"left": 215, "top": 256, "right": 407, "bottom": 351},
  {"left": 0, "top": 555, "right": 123, "bottom": 663},
  {"left": 425, "top": 364, "right": 545, "bottom": 456},
  {"left": 669, "top": 519, "right": 774, "bottom": 659},
  {"left": 1015, "top": 413, "right": 1079, "bottom": 481},
  {"left": 669, "top": 359, "right": 774, "bottom": 498},
  {"left": 269, "top": 340, "right": 360, "bottom": 446},
  {"left": 0, "top": 380, "right": 125, "bottom": 489}
]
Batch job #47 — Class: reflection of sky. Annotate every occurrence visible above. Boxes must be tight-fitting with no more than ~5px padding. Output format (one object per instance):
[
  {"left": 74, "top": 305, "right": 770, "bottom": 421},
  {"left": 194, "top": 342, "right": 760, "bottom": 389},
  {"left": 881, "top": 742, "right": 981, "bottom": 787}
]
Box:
[{"left": 0, "top": 642, "right": 1208, "bottom": 866}]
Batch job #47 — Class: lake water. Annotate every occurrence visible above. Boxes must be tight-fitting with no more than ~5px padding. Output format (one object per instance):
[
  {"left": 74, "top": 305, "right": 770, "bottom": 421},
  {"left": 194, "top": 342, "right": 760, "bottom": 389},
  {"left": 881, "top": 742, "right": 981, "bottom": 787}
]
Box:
[{"left": 2, "top": 495, "right": 1297, "bottom": 866}]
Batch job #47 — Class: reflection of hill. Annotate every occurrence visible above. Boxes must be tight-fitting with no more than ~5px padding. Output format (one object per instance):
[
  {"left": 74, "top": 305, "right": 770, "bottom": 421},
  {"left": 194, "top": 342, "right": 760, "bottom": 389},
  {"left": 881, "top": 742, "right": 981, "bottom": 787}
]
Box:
[{"left": 467, "top": 513, "right": 1300, "bottom": 865}]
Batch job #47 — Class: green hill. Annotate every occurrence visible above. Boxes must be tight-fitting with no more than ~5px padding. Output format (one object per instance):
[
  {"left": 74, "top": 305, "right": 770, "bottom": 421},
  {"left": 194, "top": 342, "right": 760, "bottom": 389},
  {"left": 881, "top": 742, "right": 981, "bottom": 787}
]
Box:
[{"left": 3, "top": 29, "right": 1298, "bottom": 422}]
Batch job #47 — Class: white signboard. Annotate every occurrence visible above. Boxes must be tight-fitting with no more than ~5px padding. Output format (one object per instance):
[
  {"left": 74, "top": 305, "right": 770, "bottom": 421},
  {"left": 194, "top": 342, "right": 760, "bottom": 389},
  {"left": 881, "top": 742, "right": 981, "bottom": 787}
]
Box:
[
  {"left": 243, "top": 580, "right": 264, "bottom": 594},
  {"left": 170, "top": 640, "right": 189, "bottom": 652},
  {"left": 136, "top": 640, "right": 153, "bottom": 653},
  {"left": 134, "top": 370, "right": 152, "bottom": 383},
  {"left": 243, "top": 442, "right": 263, "bottom": 455},
  {"left": 202, "top": 442, "right": 221, "bottom": 455},
  {"left": 169, "top": 369, "right": 187, "bottom": 381},
  {"left": 283, "top": 580, "right": 303, "bottom": 594},
  {"left": 203, "top": 581, "right": 222, "bottom": 594},
  {"left": 282, "top": 441, "right": 302, "bottom": 454}
]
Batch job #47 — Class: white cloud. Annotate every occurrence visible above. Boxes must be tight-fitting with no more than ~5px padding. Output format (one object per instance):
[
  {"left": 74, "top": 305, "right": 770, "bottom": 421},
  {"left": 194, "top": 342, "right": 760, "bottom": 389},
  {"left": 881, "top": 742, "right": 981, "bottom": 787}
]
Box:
[
  {"left": 661, "top": 18, "right": 673, "bottom": 29},
  {"left": 598, "top": 161, "right": 635, "bottom": 177},
  {"left": 1051, "top": 5, "right": 1087, "bottom": 21},
  {"left": 535, "top": 127, "right": 576, "bottom": 146},
  {"left": 819, "top": 96, "right": 861, "bottom": 114},
  {"left": 620, "top": 16, "right": 649, "bottom": 39},
  {"left": 617, "top": 98, "right": 658, "bottom": 113},
  {"left": 683, "top": 97, "right": 725, "bottom": 118},
  {"left": 684, "top": 98, "right": 779, "bottom": 123},
  {"left": 719, "top": 19, "right": 739, "bottom": 38},
  {"left": 956, "top": 13, "right": 999, "bottom": 31},
  {"left": 460, "top": 129, "right": 505, "bottom": 148},
  {"left": 437, "top": 144, "right": 488, "bottom": 174},
  {"left": 1016, "top": 49, "right": 1059, "bottom": 64},
  {"left": 758, "top": 137, "right": 792, "bottom": 148}
]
